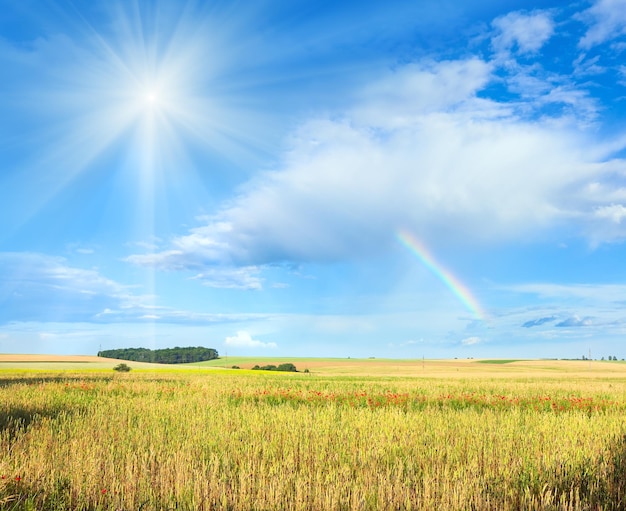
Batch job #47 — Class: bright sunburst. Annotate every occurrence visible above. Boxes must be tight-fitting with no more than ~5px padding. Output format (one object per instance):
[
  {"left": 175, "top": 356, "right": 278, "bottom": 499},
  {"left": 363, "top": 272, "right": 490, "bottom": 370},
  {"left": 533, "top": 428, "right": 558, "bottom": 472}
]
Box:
[
  {"left": 8, "top": 1, "right": 278, "bottom": 243},
  {"left": 144, "top": 90, "right": 158, "bottom": 106}
]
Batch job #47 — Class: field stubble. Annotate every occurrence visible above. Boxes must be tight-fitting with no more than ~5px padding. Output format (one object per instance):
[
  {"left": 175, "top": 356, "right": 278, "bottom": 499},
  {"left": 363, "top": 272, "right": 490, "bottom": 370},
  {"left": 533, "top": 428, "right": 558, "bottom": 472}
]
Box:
[{"left": 0, "top": 368, "right": 625, "bottom": 510}]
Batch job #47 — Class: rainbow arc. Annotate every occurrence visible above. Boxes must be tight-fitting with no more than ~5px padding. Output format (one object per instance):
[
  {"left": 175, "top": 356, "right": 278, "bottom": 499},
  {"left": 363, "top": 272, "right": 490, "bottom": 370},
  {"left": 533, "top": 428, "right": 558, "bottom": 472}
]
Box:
[{"left": 397, "top": 229, "right": 487, "bottom": 321}]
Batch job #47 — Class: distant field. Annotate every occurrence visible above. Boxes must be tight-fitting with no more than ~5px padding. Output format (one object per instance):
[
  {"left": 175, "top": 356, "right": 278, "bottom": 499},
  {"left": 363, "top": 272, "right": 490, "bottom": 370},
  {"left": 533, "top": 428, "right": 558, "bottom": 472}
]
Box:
[
  {"left": 2, "top": 354, "right": 626, "bottom": 378},
  {"left": 192, "top": 355, "right": 626, "bottom": 378}
]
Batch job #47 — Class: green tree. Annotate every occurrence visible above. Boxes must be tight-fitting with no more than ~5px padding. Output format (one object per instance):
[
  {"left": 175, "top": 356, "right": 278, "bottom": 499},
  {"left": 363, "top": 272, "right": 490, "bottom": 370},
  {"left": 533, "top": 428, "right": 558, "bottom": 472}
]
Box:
[
  {"left": 277, "top": 363, "right": 297, "bottom": 372},
  {"left": 98, "top": 346, "right": 219, "bottom": 364}
]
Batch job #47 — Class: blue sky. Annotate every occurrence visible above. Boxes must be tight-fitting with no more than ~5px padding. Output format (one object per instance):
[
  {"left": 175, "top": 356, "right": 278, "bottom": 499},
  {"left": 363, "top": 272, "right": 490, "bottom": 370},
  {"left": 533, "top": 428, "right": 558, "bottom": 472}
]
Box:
[{"left": 2, "top": 0, "right": 626, "bottom": 359}]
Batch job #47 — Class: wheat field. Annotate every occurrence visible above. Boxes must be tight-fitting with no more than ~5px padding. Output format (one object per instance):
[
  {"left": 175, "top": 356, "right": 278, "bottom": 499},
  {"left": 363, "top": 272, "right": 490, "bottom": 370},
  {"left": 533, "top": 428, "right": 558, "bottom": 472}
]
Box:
[{"left": 1, "top": 362, "right": 626, "bottom": 510}]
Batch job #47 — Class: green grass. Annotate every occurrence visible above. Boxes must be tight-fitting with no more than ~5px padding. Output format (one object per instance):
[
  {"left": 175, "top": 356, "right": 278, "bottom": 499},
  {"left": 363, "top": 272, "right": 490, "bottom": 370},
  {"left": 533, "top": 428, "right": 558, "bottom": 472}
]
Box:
[{"left": 476, "top": 359, "right": 525, "bottom": 364}]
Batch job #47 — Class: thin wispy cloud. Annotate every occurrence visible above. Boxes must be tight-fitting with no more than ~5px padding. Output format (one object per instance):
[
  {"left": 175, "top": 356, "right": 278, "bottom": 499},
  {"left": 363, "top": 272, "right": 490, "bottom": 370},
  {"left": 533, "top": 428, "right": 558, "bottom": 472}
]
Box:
[
  {"left": 461, "top": 336, "right": 482, "bottom": 346},
  {"left": 522, "top": 316, "right": 558, "bottom": 328},
  {"left": 0, "top": 252, "right": 269, "bottom": 326},
  {"left": 556, "top": 316, "right": 593, "bottom": 328},
  {"left": 578, "top": 0, "right": 626, "bottom": 49},
  {"left": 191, "top": 267, "right": 264, "bottom": 291}
]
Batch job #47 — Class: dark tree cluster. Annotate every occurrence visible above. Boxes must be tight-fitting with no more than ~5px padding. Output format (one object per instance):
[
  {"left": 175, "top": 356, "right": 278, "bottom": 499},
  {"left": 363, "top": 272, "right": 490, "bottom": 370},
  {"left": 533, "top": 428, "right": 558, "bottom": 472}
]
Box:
[
  {"left": 252, "top": 363, "right": 297, "bottom": 372},
  {"left": 98, "top": 346, "right": 219, "bottom": 364}
]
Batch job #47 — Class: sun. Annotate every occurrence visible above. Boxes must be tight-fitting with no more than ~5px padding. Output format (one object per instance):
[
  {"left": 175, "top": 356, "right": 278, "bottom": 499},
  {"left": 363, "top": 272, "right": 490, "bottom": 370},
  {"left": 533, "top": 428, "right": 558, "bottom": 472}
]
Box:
[{"left": 143, "top": 89, "right": 160, "bottom": 109}]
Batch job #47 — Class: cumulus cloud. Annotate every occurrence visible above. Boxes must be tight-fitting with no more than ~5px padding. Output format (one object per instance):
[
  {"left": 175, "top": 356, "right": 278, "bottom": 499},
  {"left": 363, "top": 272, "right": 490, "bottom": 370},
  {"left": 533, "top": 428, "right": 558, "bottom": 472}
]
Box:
[
  {"left": 224, "top": 330, "right": 277, "bottom": 349},
  {"left": 491, "top": 10, "right": 555, "bottom": 55},
  {"left": 354, "top": 58, "right": 493, "bottom": 125},
  {"left": 578, "top": 0, "right": 626, "bottom": 49},
  {"left": 594, "top": 204, "right": 626, "bottom": 223},
  {"left": 126, "top": 34, "right": 626, "bottom": 273}
]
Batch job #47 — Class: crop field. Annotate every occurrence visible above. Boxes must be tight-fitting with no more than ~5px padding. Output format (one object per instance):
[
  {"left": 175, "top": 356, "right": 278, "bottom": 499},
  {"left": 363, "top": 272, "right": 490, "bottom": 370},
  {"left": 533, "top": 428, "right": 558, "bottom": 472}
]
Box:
[{"left": 1, "top": 358, "right": 626, "bottom": 510}]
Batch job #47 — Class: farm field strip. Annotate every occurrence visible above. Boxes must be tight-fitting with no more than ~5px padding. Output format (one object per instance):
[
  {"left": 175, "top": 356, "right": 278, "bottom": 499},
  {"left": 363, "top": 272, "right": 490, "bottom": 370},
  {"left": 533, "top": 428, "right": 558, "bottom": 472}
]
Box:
[{"left": 4, "top": 355, "right": 626, "bottom": 378}]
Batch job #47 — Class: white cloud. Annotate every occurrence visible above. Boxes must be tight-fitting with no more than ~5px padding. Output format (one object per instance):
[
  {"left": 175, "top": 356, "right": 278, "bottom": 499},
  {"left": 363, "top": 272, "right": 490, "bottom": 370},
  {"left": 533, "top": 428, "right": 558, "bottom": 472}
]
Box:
[
  {"left": 354, "top": 58, "right": 493, "bottom": 126},
  {"left": 491, "top": 11, "right": 555, "bottom": 56},
  {"left": 131, "top": 123, "right": 600, "bottom": 268},
  {"left": 583, "top": 204, "right": 626, "bottom": 245},
  {"left": 578, "top": 0, "right": 626, "bottom": 49},
  {"left": 594, "top": 204, "right": 626, "bottom": 223},
  {"left": 126, "top": 51, "right": 626, "bottom": 272},
  {"left": 461, "top": 336, "right": 482, "bottom": 346},
  {"left": 573, "top": 55, "right": 606, "bottom": 77},
  {"left": 502, "top": 70, "right": 598, "bottom": 125},
  {"left": 486, "top": 10, "right": 599, "bottom": 125},
  {"left": 224, "top": 330, "right": 276, "bottom": 349}
]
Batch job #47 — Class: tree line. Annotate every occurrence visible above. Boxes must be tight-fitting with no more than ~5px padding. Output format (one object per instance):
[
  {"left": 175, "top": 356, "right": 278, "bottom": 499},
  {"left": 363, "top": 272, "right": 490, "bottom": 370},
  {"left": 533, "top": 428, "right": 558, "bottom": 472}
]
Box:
[{"left": 98, "top": 346, "right": 219, "bottom": 364}]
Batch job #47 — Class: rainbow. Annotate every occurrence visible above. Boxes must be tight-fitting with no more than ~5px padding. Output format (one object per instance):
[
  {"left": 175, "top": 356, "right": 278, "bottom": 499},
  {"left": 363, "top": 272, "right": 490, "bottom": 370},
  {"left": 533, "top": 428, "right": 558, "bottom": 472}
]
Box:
[{"left": 396, "top": 229, "right": 487, "bottom": 321}]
